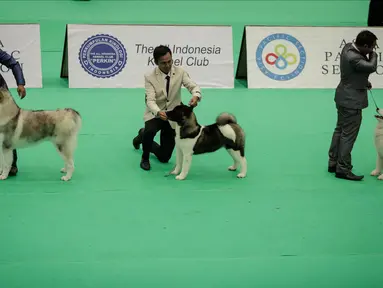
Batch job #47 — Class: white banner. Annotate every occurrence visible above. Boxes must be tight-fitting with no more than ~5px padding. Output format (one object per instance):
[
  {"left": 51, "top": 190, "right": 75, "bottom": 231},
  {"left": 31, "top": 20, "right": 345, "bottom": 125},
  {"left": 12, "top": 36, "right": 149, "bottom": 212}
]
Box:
[
  {"left": 244, "top": 26, "right": 383, "bottom": 88},
  {"left": 66, "top": 24, "right": 234, "bottom": 88},
  {"left": 0, "top": 24, "right": 42, "bottom": 88}
]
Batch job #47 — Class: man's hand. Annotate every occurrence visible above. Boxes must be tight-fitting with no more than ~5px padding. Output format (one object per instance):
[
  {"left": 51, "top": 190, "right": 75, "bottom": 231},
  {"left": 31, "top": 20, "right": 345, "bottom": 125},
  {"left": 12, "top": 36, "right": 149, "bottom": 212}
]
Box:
[
  {"left": 158, "top": 111, "right": 168, "bottom": 121},
  {"left": 368, "top": 81, "right": 372, "bottom": 90},
  {"left": 17, "top": 85, "right": 26, "bottom": 99},
  {"left": 368, "top": 50, "right": 376, "bottom": 58},
  {"left": 189, "top": 96, "right": 199, "bottom": 107}
]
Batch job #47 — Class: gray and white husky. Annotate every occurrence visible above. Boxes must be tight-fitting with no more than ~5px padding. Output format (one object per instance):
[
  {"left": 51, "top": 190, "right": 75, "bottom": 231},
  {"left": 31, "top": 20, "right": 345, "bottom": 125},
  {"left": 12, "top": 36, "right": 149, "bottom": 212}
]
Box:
[
  {"left": 166, "top": 104, "right": 247, "bottom": 180},
  {"left": 0, "top": 88, "right": 82, "bottom": 181}
]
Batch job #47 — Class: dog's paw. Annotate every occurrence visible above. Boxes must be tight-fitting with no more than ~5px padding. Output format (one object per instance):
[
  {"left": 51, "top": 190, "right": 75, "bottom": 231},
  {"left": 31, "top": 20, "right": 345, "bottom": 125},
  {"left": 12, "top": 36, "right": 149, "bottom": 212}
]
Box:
[
  {"left": 378, "top": 174, "right": 383, "bottom": 180},
  {"left": 175, "top": 175, "right": 186, "bottom": 180},
  {"left": 170, "top": 168, "right": 180, "bottom": 175},
  {"left": 371, "top": 169, "right": 381, "bottom": 176},
  {"left": 61, "top": 175, "right": 71, "bottom": 181},
  {"left": 60, "top": 168, "right": 66, "bottom": 173},
  {"left": 237, "top": 173, "right": 246, "bottom": 178},
  {"left": 0, "top": 174, "right": 8, "bottom": 180},
  {"left": 228, "top": 165, "right": 237, "bottom": 171}
]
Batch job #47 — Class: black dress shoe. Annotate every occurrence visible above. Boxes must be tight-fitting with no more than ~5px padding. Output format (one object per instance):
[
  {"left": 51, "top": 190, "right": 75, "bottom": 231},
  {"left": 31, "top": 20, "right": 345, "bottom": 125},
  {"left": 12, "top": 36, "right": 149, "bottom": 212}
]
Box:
[
  {"left": 8, "top": 166, "right": 18, "bottom": 177},
  {"left": 335, "top": 171, "right": 364, "bottom": 181},
  {"left": 140, "top": 159, "right": 151, "bottom": 170},
  {"left": 133, "top": 128, "right": 144, "bottom": 150}
]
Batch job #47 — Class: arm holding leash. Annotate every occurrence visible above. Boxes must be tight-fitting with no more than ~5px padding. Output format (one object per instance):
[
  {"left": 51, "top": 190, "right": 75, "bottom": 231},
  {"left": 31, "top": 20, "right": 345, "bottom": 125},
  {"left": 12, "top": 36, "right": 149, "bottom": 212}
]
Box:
[{"left": 0, "top": 49, "right": 26, "bottom": 86}]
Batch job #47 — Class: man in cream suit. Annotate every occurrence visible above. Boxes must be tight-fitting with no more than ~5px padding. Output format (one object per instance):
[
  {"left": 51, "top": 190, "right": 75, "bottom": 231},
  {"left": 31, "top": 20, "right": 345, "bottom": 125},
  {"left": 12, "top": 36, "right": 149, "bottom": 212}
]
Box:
[{"left": 133, "top": 45, "right": 202, "bottom": 170}]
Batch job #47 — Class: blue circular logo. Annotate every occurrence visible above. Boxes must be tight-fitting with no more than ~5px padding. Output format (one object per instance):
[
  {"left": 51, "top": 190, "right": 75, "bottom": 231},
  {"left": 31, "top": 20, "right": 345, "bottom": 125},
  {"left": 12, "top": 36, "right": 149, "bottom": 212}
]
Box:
[
  {"left": 78, "top": 34, "right": 127, "bottom": 78},
  {"left": 256, "top": 33, "right": 306, "bottom": 81}
]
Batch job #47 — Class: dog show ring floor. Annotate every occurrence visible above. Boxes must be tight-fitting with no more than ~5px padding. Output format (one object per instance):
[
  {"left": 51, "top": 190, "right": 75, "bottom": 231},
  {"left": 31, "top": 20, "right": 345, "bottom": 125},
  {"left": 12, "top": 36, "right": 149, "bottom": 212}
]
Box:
[{"left": 1, "top": 85, "right": 383, "bottom": 287}]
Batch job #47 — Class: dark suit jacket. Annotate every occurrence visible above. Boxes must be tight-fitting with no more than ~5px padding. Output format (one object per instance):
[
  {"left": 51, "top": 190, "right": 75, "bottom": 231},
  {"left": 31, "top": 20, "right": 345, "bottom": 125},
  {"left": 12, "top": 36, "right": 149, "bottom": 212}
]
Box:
[
  {"left": 0, "top": 48, "right": 26, "bottom": 89},
  {"left": 334, "top": 42, "right": 378, "bottom": 110}
]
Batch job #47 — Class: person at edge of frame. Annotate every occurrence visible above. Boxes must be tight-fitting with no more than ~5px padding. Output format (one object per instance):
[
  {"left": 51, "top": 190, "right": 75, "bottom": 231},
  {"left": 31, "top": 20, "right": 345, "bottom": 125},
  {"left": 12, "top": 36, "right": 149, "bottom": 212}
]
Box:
[
  {"left": 368, "top": 0, "right": 383, "bottom": 27},
  {"left": 0, "top": 48, "right": 27, "bottom": 176},
  {"left": 132, "top": 45, "right": 202, "bottom": 171},
  {"left": 328, "top": 30, "right": 378, "bottom": 181}
]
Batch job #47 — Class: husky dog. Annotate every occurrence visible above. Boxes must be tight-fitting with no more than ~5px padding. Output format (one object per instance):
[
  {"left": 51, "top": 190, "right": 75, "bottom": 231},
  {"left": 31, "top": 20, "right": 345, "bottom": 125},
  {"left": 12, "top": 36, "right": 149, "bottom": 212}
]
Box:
[
  {"left": 371, "top": 108, "right": 383, "bottom": 180},
  {"left": 0, "top": 88, "right": 81, "bottom": 181},
  {"left": 165, "top": 104, "right": 247, "bottom": 180}
]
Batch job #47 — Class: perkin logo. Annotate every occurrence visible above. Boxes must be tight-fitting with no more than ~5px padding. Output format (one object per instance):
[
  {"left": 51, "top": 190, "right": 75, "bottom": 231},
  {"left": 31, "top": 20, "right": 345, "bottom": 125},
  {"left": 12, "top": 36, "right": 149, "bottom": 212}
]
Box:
[
  {"left": 78, "top": 34, "right": 127, "bottom": 78},
  {"left": 256, "top": 33, "right": 306, "bottom": 81}
]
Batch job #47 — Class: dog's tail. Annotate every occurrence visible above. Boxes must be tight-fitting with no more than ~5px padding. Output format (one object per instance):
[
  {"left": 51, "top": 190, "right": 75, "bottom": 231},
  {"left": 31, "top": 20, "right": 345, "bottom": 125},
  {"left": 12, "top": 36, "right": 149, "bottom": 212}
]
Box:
[
  {"left": 68, "top": 108, "right": 81, "bottom": 117},
  {"left": 216, "top": 112, "right": 237, "bottom": 126},
  {"left": 62, "top": 108, "right": 82, "bottom": 133}
]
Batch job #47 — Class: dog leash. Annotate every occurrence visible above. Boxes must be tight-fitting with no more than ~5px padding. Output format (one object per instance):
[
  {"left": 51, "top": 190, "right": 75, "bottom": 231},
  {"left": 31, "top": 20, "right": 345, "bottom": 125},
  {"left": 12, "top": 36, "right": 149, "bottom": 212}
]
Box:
[{"left": 370, "top": 90, "right": 379, "bottom": 111}]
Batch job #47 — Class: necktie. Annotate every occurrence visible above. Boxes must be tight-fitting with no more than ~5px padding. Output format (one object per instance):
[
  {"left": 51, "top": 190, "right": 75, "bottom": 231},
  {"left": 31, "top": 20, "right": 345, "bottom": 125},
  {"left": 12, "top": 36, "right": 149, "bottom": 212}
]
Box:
[{"left": 165, "top": 75, "right": 170, "bottom": 97}]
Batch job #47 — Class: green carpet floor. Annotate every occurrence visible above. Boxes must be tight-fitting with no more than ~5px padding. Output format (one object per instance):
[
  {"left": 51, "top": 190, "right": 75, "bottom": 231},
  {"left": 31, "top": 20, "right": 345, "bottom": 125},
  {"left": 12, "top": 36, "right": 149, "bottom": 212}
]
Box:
[
  {"left": 1, "top": 84, "right": 383, "bottom": 287},
  {"left": 1, "top": 0, "right": 383, "bottom": 287}
]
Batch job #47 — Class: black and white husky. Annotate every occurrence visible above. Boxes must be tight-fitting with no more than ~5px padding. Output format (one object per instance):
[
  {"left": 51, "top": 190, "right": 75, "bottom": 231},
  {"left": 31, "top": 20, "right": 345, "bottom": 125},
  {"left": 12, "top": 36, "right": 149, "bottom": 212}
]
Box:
[
  {"left": 166, "top": 104, "right": 247, "bottom": 180},
  {"left": 0, "top": 88, "right": 82, "bottom": 181}
]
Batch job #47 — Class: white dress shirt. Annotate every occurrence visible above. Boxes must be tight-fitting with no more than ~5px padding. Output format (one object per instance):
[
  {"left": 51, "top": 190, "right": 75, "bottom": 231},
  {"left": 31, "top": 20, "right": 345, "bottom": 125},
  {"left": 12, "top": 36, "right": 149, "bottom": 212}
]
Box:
[{"left": 159, "top": 69, "right": 170, "bottom": 96}]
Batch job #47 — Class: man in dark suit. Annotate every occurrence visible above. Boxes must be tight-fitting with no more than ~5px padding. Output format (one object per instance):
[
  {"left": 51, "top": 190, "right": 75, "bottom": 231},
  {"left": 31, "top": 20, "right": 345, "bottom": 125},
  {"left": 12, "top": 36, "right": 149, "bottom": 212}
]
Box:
[
  {"left": 0, "top": 48, "right": 27, "bottom": 176},
  {"left": 328, "top": 30, "right": 378, "bottom": 181}
]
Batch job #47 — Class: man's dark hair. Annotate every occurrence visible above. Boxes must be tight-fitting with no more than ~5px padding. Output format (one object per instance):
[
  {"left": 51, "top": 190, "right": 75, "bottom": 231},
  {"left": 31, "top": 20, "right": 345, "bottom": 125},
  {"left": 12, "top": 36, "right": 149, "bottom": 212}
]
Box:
[
  {"left": 153, "top": 45, "right": 172, "bottom": 63},
  {"left": 355, "top": 30, "right": 378, "bottom": 47}
]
